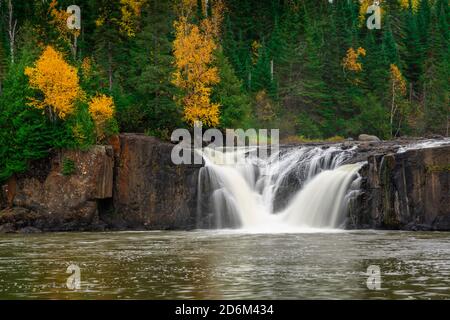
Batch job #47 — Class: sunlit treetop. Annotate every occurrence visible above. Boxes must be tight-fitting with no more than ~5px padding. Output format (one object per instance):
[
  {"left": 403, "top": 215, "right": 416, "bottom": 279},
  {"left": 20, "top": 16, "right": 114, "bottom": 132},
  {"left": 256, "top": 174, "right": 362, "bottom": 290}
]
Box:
[
  {"left": 390, "top": 64, "right": 407, "bottom": 96},
  {"left": 88, "top": 94, "right": 115, "bottom": 123},
  {"left": 25, "top": 46, "right": 83, "bottom": 119},
  {"left": 172, "top": 0, "right": 224, "bottom": 127}
]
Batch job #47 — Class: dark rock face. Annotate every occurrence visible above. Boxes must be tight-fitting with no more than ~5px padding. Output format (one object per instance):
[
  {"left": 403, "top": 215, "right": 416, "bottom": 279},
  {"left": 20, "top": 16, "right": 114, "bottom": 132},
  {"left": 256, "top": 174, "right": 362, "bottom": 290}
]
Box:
[
  {"left": 104, "top": 134, "right": 201, "bottom": 230},
  {"left": 0, "top": 135, "right": 201, "bottom": 232},
  {"left": 0, "top": 146, "right": 114, "bottom": 232},
  {"left": 348, "top": 145, "right": 450, "bottom": 230}
]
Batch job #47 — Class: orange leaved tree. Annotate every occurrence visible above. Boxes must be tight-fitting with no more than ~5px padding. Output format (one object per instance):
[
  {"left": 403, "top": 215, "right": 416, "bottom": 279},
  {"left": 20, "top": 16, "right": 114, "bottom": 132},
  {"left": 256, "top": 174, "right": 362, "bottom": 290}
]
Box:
[
  {"left": 389, "top": 64, "right": 408, "bottom": 137},
  {"left": 25, "top": 45, "right": 83, "bottom": 121},
  {"left": 88, "top": 94, "right": 116, "bottom": 142},
  {"left": 172, "top": 1, "right": 222, "bottom": 127}
]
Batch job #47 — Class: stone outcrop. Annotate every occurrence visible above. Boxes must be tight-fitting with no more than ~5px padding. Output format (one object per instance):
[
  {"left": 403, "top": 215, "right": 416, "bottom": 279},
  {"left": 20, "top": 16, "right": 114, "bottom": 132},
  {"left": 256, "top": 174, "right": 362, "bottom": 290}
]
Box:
[
  {"left": 348, "top": 145, "right": 450, "bottom": 230},
  {"left": 0, "top": 146, "right": 114, "bottom": 232},
  {"left": 103, "top": 134, "right": 201, "bottom": 230}
]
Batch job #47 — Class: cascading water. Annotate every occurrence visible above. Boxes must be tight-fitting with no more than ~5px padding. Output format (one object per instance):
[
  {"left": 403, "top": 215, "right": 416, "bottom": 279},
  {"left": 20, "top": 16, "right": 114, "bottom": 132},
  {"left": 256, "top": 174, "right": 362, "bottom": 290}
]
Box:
[{"left": 196, "top": 145, "right": 364, "bottom": 231}]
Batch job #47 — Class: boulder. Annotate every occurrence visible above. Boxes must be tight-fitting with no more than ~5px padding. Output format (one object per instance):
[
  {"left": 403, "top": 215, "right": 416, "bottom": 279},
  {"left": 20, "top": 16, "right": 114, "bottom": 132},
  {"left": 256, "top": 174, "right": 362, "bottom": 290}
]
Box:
[{"left": 358, "top": 134, "right": 381, "bottom": 142}]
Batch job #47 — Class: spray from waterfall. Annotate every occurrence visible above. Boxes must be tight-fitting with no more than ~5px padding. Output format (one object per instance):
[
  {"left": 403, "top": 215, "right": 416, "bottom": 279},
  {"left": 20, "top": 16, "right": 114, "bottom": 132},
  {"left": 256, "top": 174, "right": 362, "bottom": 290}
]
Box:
[{"left": 196, "top": 145, "right": 364, "bottom": 232}]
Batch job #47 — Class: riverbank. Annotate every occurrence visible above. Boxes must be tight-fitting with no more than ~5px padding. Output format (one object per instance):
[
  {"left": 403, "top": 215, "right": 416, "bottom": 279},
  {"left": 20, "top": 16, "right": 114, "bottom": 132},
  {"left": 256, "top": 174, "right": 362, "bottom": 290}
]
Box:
[{"left": 0, "top": 134, "right": 449, "bottom": 233}]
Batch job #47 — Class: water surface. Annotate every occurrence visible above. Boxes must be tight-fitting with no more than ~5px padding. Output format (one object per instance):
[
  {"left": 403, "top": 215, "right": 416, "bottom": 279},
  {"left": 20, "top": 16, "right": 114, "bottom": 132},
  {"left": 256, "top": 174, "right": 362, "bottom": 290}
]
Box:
[{"left": 0, "top": 230, "right": 449, "bottom": 299}]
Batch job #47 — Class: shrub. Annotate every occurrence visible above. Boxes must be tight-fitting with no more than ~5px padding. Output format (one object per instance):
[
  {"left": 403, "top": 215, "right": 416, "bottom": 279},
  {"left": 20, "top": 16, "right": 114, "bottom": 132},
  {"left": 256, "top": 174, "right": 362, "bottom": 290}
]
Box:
[{"left": 62, "top": 158, "right": 76, "bottom": 176}]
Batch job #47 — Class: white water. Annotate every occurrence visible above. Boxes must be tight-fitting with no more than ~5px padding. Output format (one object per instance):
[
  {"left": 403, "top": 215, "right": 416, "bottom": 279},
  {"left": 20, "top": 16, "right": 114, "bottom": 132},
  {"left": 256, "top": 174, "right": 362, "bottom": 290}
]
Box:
[
  {"left": 197, "top": 146, "right": 363, "bottom": 231},
  {"left": 397, "top": 138, "right": 450, "bottom": 153}
]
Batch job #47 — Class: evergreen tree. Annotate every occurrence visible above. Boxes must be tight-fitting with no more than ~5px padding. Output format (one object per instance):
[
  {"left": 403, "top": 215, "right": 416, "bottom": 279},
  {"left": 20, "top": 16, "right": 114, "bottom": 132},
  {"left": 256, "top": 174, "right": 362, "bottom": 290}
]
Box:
[{"left": 212, "top": 49, "right": 252, "bottom": 129}]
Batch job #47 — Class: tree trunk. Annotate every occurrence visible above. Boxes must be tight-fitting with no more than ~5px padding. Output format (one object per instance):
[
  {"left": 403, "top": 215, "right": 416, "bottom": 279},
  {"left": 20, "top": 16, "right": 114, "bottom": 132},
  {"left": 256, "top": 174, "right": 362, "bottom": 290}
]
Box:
[
  {"left": 72, "top": 33, "right": 78, "bottom": 60},
  {"left": 108, "top": 41, "right": 113, "bottom": 91},
  {"left": 390, "top": 83, "right": 396, "bottom": 138},
  {"left": 8, "top": 0, "right": 18, "bottom": 64}
]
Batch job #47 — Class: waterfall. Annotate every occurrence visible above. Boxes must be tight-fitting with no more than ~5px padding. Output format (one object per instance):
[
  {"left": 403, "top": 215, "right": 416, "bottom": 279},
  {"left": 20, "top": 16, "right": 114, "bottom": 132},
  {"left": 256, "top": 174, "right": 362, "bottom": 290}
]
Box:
[{"left": 197, "top": 145, "right": 364, "bottom": 231}]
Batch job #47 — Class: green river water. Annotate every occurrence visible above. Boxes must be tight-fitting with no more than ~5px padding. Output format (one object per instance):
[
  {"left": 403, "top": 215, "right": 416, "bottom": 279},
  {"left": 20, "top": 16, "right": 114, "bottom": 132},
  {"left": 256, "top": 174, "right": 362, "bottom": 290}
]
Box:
[{"left": 0, "top": 230, "right": 449, "bottom": 299}]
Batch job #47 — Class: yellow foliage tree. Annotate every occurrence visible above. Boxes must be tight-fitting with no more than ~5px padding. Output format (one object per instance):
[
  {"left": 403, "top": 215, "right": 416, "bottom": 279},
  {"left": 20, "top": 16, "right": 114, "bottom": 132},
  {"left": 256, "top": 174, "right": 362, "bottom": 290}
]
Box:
[
  {"left": 399, "top": 0, "right": 419, "bottom": 10},
  {"left": 389, "top": 64, "right": 408, "bottom": 137},
  {"left": 119, "top": 0, "right": 146, "bottom": 37},
  {"left": 251, "top": 41, "right": 262, "bottom": 65},
  {"left": 81, "top": 57, "right": 93, "bottom": 78},
  {"left": 88, "top": 94, "right": 115, "bottom": 141},
  {"left": 25, "top": 45, "right": 83, "bottom": 120},
  {"left": 172, "top": 2, "right": 222, "bottom": 127},
  {"left": 342, "top": 47, "right": 366, "bottom": 72}
]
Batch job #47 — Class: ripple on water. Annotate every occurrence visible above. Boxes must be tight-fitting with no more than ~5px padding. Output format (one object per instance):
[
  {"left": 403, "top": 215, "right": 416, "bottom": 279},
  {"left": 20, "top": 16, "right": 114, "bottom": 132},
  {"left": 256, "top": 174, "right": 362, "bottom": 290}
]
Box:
[{"left": 0, "top": 230, "right": 449, "bottom": 299}]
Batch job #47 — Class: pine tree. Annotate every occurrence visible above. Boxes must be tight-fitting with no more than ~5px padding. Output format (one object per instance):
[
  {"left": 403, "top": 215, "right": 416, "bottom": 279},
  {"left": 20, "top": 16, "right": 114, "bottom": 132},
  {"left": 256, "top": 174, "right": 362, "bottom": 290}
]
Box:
[
  {"left": 403, "top": 1, "right": 423, "bottom": 89},
  {"left": 421, "top": 0, "right": 449, "bottom": 135},
  {"left": 123, "top": 0, "right": 181, "bottom": 135},
  {"left": 212, "top": 48, "right": 251, "bottom": 129}
]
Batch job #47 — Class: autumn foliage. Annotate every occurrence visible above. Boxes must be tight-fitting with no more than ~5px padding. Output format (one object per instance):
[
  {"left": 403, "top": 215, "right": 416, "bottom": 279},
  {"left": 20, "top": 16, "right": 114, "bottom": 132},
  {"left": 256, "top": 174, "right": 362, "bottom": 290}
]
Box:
[
  {"left": 389, "top": 64, "right": 408, "bottom": 137},
  {"left": 89, "top": 94, "right": 115, "bottom": 141},
  {"left": 25, "top": 45, "right": 83, "bottom": 120},
  {"left": 89, "top": 94, "right": 115, "bottom": 123},
  {"left": 119, "top": 0, "right": 147, "bottom": 37},
  {"left": 389, "top": 64, "right": 407, "bottom": 97},
  {"left": 342, "top": 47, "right": 366, "bottom": 73},
  {"left": 172, "top": 1, "right": 223, "bottom": 127}
]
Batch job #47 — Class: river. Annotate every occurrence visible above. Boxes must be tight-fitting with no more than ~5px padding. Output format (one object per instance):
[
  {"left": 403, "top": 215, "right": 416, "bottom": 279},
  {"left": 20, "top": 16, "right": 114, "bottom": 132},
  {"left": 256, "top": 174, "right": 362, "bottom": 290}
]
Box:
[{"left": 0, "top": 230, "right": 449, "bottom": 299}]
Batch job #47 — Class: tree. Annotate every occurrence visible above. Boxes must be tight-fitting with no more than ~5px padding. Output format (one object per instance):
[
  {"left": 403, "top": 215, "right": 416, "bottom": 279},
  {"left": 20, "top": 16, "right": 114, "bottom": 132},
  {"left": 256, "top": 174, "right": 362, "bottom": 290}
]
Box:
[
  {"left": 119, "top": 0, "right": 181, "bottom": 135},
  {"left": 342, "top": 47, "right": 366, "bottom": 73},
  {"left": 6, "top": 0, "right": 18, "bottom": 64},
  {"left": 389, "top": 64, "right": 408, "bottom": 137},
  {"left": 48, "top": 0, "right": 80, "bottom": 60},
  {"left": 212, "top": 48, "right": 251, "bottom": 128},
  {"left": 88, "top": 94, "right": 116, "bottom": 142},
  {"left": 118, "top": 0, "right": 147, "bottom": 37},
  {"left": 172, "top": 1, "right": 221, "bottom": 127},
  {"left": 93, "top": 0, "right": 122, "bottom": 91},
  {"left": 24, "top": 45, "right": 83, "bottom": 121},
  {"left": 421, "top": 0, "right": 449, "bottom": 135},
  {"left": 0, "top": 46, "right": 67, "bottom": 181}
]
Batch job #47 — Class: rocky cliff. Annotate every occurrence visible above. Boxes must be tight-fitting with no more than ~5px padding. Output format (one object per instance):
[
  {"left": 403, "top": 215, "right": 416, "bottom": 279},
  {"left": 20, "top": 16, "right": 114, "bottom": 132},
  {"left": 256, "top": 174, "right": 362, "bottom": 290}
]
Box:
[
  {"left": 348, "top": 145, "right": 450, "bottom": 230},
  {"left": 0, "top": 134, "right": 201, "bottom": 232},
  {"left": 0, "top": 146, "right": 114, "bottom": 232},
  {"left": 103, "top": 134, "right": 201, "bottom": 230}
]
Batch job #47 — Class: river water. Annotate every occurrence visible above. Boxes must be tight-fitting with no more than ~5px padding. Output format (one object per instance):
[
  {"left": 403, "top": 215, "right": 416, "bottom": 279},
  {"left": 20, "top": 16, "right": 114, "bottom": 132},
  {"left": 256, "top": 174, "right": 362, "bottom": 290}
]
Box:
[{"left": 0, "top": 230, "right": 449, "bottom": 299}]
